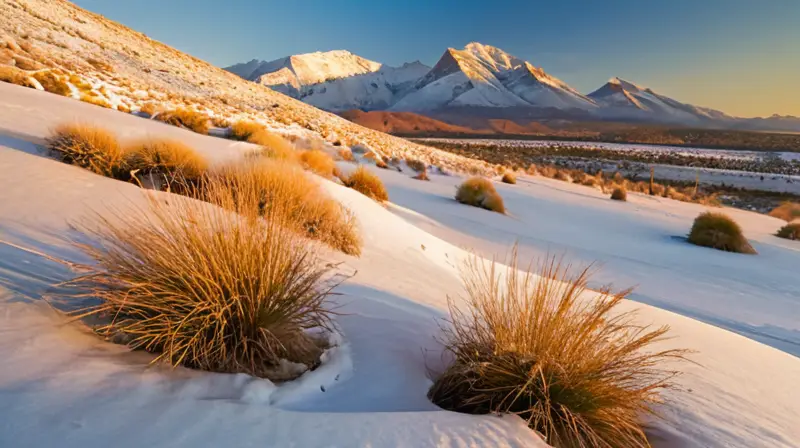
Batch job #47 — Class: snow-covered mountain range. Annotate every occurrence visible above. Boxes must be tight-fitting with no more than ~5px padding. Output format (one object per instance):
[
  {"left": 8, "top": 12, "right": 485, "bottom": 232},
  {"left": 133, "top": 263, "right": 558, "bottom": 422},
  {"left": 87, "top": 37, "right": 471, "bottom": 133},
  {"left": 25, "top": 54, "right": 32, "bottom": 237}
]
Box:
[
  {"left": 226, "top": 51, "right": 430, "bottom": 111},
  {"left": 226, "top": 43, "right": 800, "bottom": 131}
]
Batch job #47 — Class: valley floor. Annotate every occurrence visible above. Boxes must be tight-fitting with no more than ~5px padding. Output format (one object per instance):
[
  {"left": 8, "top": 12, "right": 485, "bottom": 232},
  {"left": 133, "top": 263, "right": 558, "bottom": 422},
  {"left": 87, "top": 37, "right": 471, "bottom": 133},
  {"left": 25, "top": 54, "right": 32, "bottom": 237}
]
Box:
[{"left": 1, "top": 83, "right": 799, "bottom": 447}]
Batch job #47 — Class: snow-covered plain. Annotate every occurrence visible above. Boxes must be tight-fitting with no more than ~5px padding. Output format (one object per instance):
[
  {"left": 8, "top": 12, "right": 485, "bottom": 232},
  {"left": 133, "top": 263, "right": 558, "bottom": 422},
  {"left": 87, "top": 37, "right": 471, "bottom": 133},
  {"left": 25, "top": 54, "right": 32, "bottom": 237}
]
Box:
[{"left": 1, "top": 84, "right": 799, "bottom": 448}]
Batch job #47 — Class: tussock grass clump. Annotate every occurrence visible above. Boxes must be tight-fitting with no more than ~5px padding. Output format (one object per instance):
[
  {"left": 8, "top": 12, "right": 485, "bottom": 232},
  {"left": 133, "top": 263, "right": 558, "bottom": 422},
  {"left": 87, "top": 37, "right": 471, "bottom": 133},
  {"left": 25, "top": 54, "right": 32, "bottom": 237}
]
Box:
[
  {"left": 687, "top": 212, "right": 756, "bottom": 254},
  {"left": 342, "top": 166, "right": 389, "bottom": 202},
  {"left": 769, "top": 202, "right": 800, "bottom": 222},
  {"left": 210, "top": 160, "right": 361, "bottom": 255},
  {"left": 455, "top": 177, "right": 505, "bottom": 214},
  {"left": 611, "top": 187, "right": 627, "bottom": 201},
  {"left": 553, "top": 170, "right": 571, "bottom": 182},
  {"left": 79, "top": 94, "right": 111, "bottom": 109},
  {"left": 248, "top": 129, "right": 298, "bottom": 161},
  {"left": 0, "top": 65, "right": 36, "bottom": 88},
  {"left": 47, "top": 124, "right": 127, "bottom": 178},
  {"left": 125, "top": 139, "right": 208, "bottom": 188},
  {"left": 429, "top": 251, "right": 685, "bottom": 448},
  {"left": 337, "top": 148, "right": 355, "bottom": 162},
  {"left": 230, "top": 120, "right": 265, "bottom": 141},
  {"left": 300, "top": 149, "right": 336, "bottom": 178},
  {"left": 155, "top": 108, "right": 210, "bottom": 134},
  {"left": 66, "top": 181, "right": 341, "bottom": 381},
  {"left": 32, "top": 71, "right": 70, "bottom": 96},
  {"left": 776, "top": 222, "right": 800, "bottom": 240},
  {"left": 406, "top": 159, "right": 427, "bottom": 173},
  {"left": 501, "top": 172, "right": 516, "bottom": 184}
]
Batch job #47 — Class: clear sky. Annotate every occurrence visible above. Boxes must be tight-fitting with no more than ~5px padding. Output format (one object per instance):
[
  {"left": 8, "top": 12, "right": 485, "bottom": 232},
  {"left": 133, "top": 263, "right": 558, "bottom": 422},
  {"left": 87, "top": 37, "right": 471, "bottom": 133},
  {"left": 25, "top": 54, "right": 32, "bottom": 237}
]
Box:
[{"left": 72, "top": 0, "right": 799, "bottom": 118}]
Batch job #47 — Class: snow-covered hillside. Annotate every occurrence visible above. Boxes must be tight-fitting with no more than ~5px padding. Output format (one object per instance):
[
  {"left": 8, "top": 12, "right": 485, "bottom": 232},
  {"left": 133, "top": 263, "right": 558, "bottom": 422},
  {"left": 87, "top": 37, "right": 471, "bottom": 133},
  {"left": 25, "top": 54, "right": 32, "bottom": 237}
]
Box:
[
  {"left": 225, "top": 51, "right": 430, "bottom": 111},
  {"left": 0, "top": 0, "right": 490, "bottom": 175},
  {"left": 2, "top": 82, "right": 800, "bottom": 448}
]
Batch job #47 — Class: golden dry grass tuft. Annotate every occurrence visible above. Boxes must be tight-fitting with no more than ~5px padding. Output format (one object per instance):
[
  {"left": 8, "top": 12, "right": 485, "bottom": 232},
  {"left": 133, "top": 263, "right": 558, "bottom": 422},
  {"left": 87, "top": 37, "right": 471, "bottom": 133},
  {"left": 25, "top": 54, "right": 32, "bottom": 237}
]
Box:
[
  {"left": 65, "top": 180, "right": 341, "bottom": 381},
  {"left": 687, "top": 212, "right": 756, "bottom": 254},
  {"left": 406, "top": 159, "right": 427, "bottom": 173},
  {"left": 209, "top": 160, "right": 361, "bottom": 255},
  {"left": 300, "top": 149, "right": 337, "bottom": 178},
  {"left": 429, "top": 250, "right": 686, "bottom": 448},
  {"left": 79, "top": 94, "right": 112, "bottom": 109},
  {"left": 611, "top": 187, "right": 627, "bottom": 201},
  {"left": 247, "top": 129, "right": 298, "bottom": 161},
  {"left": 455, "top": 177, "right": 505, "bottom": 214},
  {"left": 230, "top": 120, "right": 265, "bottom": 142},
  {"left": 154, "top": 108, "right": 210, "bottom": 134},
  {"left": 501, "top": 172, "right": 516, "bottom": 184},
  {"left": 47, "top": 123, "right": 127, "bottom": 178},
  {"left": 32, "top": 71, "right": 71, "bottom": 96},
  {"left": 769, "top": 202, "right": 800, "bottom": 222},
  {"left": 342, "top": 166, "right": 389, "bottom": 202},
  {"left": 775, "top": 222, "right": 800, "bottom": 241},
  {"left": 125, "top": 139, "right": 208, "bottom": 188},
  {"left": 0, "top": 65, "right": 37, "bottom": 88},
  {"left": 337, "top": 148, "right": 355, "bottom": 162}
]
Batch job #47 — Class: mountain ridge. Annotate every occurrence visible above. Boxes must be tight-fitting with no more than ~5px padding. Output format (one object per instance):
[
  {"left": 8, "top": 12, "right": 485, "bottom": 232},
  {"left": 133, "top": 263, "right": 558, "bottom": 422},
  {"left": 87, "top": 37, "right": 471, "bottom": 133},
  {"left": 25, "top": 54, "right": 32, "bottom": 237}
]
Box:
[{"left": 225, "top": 44, "right": 800, "bottom": 132}]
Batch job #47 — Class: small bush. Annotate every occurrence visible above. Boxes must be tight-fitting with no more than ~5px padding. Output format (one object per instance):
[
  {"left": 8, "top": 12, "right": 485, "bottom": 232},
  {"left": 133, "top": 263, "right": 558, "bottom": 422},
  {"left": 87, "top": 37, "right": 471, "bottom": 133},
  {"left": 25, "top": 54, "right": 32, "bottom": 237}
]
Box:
[
  {"left": 610, "top": 187, "right": 627, "bottom": 201},
  {"left": 687, "top": 212, "right": 756, "bottom": 254},
  {"left": 248, "top": 129, "right": 297, "bottom": 161},
  {"left": 538, "top": 165, "right": 557, "bottom": 178},
  {"left": 125, "top": 139, "right": 208, "bottom": 187},
  {"left": 65, "top": 179, "right": 341, "bottom": 381},
  {"left": 406, "top": 159, "right": 427, "bottom": 173},
  {"left": 553, "top": 170, "right": 571, "bottom": 182},
  {"left": 429, "top": 251, "right": 685, "bottom": 448},
  {"left": 455, "top": 177, "right": 505, "bottom": 214},
  {"left": 337, "top": 148, "right": 355, "bottom": 162},
  {"left": 342, "top": 166, "right": 389, "bottom": 202},
  {"left": 501, "top": 172, "right": 516, "bottom": 184},
  {"left": 375, "top": 159, "right": 389, "bottom": 169},
  {"left": 0, "top": 65, "right": 36, "bottom": 88},
  {"left": 776, "top": 222, "right": 800, "bottom": 240},
  {"left": 32, "top": 71, "right": 71, "bottom": 96},
  {"left": 155, "top": 108, "right": 210, "bottom": 134},
  {"left": 47, "top": 124, "right": 127, "bottom": 178},
  {"left": 769, "top": 202, "right": 800, "bottom": 222},
  {"left": 139, "top": 103, "right": 157, "bottom": 117},
  {"left": 230, "top": 120, "right": 265, "bottom": 141},
  {"left": 210, "top": 160, "right": 361, "bottom": 255},
  {"left": 299, "top": 149, "right": 336, "bottom": 178}
]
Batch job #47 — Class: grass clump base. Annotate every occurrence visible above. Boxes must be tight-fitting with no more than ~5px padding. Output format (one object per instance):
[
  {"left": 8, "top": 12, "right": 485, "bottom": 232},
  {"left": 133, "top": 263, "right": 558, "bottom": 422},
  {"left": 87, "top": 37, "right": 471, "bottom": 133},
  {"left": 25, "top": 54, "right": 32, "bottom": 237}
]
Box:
[
  {"left": 687, "top": 212, "right": 756, "bottom": 254},
  {"left": 776, "top": 222, "right": 800, "bottom": 240},
  {"left": 230, "top": 120, "right": 265, "bottom": 141},
  {"left": 342, "top": 166, "right": 389, "bottom": 202},
  {"left": 65, "top": 177, "right": 343, "bottom": 381},
  {"left": 611, "top": 187, "right": 628, "bottom": 201},
  {"left": 501, "top": 172, "right": 516, "bottom": 184},
  {"left": 455, "top": 177, "right": 505, "bottom": 214},
  {"left": 47, "top": 123, "right": 127, "bottom": 178},
  {"left": 429, "top": 250, "right": 685, "bottom": 448}
]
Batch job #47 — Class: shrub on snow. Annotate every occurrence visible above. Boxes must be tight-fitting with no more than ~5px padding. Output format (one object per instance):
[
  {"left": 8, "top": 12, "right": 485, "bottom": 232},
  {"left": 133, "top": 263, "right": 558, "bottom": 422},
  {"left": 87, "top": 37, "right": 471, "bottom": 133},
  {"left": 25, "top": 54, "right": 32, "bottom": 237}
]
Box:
[
  {"left": 429, "top": 250, "right": 685, "bottom": 448},
  {"left": 687, "top": 212, "right": 756, "bottom": 254},
  {"left": 455, "top": 177, "right": 505, "bottom": 214}
]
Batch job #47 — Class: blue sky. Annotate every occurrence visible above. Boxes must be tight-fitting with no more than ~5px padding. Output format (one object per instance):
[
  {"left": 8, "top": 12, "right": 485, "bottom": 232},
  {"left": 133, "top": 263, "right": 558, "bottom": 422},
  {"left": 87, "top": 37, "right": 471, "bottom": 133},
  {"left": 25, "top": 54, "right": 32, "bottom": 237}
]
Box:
[{"left": 72, "top": 0, "right": 799, "bottom": 117}]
